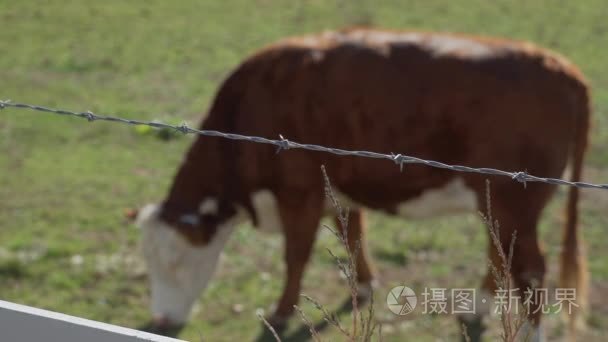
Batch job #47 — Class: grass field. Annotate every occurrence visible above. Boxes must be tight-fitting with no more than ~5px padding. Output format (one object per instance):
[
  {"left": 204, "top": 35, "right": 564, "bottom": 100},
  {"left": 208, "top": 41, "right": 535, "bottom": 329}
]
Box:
[{"left": 1, "top": 1, "right": 608, "bottom": 341}]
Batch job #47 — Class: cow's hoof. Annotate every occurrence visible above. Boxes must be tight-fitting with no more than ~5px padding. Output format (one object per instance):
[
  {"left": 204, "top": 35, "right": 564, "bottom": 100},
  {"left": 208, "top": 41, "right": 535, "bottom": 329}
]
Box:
[
  {"left": 137, "top": 320, "right": 184, "bottom": 338},
  {"left": 356, "top": 279, "right": 378, "bottom": 303},
  {"left": 457, "top": 314, "right": 486, "bottom": 342},
  {"left": 518, "top": 321, "right": 545, "bottom": 342},
  {"left": 265, "top": 313, "right": 290, "bottom": 332}
]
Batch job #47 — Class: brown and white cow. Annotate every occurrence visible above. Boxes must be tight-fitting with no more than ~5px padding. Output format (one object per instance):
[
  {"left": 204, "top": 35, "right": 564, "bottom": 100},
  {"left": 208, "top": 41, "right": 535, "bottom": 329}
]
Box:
[{"left": 133, "top": 28, "right": 590, "bottom": 341}]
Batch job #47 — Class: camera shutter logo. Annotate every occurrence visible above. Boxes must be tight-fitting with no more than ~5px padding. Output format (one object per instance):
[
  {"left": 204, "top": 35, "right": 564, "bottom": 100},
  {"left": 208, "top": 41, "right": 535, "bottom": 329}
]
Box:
[{"left": 387, "top": 286, "right": 417, "bottom": 315}]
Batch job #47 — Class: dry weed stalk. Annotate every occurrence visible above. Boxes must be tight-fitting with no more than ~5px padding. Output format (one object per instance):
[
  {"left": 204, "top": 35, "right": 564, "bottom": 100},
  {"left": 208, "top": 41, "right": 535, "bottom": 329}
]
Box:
[
  {"left": 257, "top": 166, "right": 380, "bottom": 341},
  {"left": 294, "top": 305, "right": 323, "bottom": 342},
  {"left": 462, "top": 322, "right": 472, "bottom": 342},
  {"left": 481, "top": 180, "right": 531, "bottom": 342},
  {"left": 257, "top": 312, "right": 282, "bottom": 342},
  {"left": 294, "top": 166, "right": 381, "bottom": 341}
]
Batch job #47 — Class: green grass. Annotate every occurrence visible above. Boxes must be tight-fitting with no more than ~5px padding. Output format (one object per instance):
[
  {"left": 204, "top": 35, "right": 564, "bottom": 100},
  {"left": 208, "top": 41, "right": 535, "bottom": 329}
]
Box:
[{"left": 1, "top": 1, "right": 608, "bottom": 341}]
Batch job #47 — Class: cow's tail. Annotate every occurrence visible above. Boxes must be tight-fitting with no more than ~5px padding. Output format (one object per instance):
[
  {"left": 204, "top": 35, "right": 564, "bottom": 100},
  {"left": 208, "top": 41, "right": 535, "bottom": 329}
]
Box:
[{"left": 560, "top": 81, "right": 590, "bottom": 335}]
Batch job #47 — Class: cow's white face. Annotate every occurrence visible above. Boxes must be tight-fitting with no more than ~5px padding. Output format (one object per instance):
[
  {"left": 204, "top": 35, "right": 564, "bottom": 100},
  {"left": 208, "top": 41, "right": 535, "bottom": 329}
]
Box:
[{"left": 136, "top": 203, "right": 236, "bottom": 327}]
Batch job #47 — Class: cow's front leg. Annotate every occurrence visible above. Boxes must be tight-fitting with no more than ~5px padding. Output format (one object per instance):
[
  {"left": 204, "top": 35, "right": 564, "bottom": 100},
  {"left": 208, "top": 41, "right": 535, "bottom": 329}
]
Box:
[{"left": 267, "top": 189, "right": 324, "bottom": 329}]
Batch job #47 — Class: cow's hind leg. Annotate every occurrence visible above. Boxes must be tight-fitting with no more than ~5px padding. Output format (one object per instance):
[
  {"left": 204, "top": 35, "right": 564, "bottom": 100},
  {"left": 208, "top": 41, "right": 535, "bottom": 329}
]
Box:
[
  {"left": 267, "top": 189, "right": 324, "bottom": 329},
  {"left": 335, "top": 208, "right": 376, "bottom": 301},
  {"left": 475, "top": 182, "right": 555, "bottom": 342}
]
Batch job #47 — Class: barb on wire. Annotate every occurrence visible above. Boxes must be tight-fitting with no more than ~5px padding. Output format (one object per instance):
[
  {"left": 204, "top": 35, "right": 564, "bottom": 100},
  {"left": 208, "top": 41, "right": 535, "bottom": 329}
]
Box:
[
  {"left": 276, "top": 134, "right": 290, "bottom": 154},
  {"left": 391, "top": 153, "right": 408, "bottom": 172},
  {"left": 2, "top": 100, "right": 608, "bottom": 191},
  {"left": 511, "top": 171, "right": 528, "bottom": 188},
  {"left": 177, "top": 122, "right": 190, "bottom": 134}
]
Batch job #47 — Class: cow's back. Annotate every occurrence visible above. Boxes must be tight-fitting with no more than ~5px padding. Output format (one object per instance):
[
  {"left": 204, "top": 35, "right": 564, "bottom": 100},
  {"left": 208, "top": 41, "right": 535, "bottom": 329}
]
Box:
[{"left": 203, "top": 28, "right": 590, "bottom": 210}]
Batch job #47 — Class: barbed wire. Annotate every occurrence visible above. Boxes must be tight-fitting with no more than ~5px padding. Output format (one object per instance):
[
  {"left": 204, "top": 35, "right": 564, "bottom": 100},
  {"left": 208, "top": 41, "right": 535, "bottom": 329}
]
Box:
[{"left": 2, "top": 99, "right": 608, "bottom": 191}]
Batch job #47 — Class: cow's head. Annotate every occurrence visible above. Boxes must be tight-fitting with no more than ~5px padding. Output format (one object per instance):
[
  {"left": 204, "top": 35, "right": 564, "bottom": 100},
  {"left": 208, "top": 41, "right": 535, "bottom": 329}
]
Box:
[{"left": 131, "top": 198, "right": 246, "bottom": 328}]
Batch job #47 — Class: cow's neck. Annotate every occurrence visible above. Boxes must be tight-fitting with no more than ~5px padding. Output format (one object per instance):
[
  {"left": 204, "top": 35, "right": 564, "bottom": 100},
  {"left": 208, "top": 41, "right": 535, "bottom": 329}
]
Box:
[
  {"left": 161, "top": 110, "right": 256, "bottom": 225},
  {"left": 162, "top": 135, "right": 227, "bottom": 220}
]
